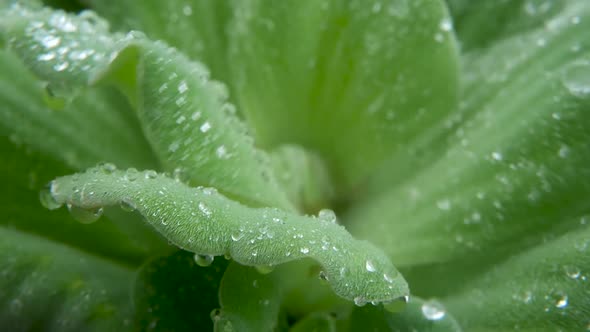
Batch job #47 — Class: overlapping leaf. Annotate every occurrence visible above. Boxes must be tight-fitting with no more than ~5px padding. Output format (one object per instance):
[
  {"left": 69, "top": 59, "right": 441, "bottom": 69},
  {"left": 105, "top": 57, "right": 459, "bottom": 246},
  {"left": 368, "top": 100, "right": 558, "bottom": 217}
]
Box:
[
  {"left": 346, "top": 0, "right": 590, "bottom": 274},
  {"left": 1, "top": 4, "right": 292, "bottom": 210}
]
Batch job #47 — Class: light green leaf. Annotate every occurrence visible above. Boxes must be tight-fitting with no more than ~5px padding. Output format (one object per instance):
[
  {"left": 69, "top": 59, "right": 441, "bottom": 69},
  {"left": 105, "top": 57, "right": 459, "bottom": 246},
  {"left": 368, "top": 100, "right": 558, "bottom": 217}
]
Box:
[
  {"left": 270, "top": 145, "right": 334, "bottom": 213},
  {"left": 447, "top": 0, "right": 567, "bottom": 50},
  {"left": 1, "top": 4, "right": 293, "bottom": 210},
  {"left": 84, "top": 0, "right": 232, "bottom": 84},
  {"left": 349, "top": 296, "right": 462, "bottom": 332},
  {"left": 227, "top": 0, "right": 459, "bottom": 194},
  {"left": 0, "top": 49, "right": 158, "bottom": 170},
  {"left": 346, "top": 0, "right": 590, "bottom": 272},
  {"left": 0, "top": 227, "right": 134, "bottom": 331},
  {"left": 46, "top": 166, "right": 409, "bottom": 305},
  {"left": 134, "top": 251, "right": 229, "bottom": 331},
  {"left": 445, "top": 224, "right": 590, "bottom": 331}
]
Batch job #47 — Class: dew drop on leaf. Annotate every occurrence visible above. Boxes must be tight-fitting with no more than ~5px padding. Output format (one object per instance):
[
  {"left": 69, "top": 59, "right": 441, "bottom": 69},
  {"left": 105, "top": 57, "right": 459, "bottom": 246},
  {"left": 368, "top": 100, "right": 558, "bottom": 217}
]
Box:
[
  {"left": 562, "top": 62, "right": 590, "bottom": 98},
  {"left": 318, "top": 209, "right": 337, "bottom": 223},
  {"left": 39, "top": 184, "right": 62, "bottom": 210},
  {"left": 354, "top": 296, "right": 367, "bottom": 307},
  {"left": 98, "top": 162, "right": 117, "bottom": 174},
  {"left": 421, "top": 299, "right": 446, "bottom": 321},
  {"left": 193, "top": 254, "right": 214, "bottom": 267},
  {"left": 119, "top": 200, "right": 135, "bottom": 212},
  {"left": 365, "top": 260, "right": 376, "bottom": 272},
  {"left": 564, "top": 265, "right": 581, "bottom": 279},
  {"left": 67, "top": 203, "right": 103, "bottom": 224},
  {"left": 124, "top": 168, "right": 139, "bottom": 181},
  {"left": 144, "top": 170, "right": 158, "bottom": 179}
]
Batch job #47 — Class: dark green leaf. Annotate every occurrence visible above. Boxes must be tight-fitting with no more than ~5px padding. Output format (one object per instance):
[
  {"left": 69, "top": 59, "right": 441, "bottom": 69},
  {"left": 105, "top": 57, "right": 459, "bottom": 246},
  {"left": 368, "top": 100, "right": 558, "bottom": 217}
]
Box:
[
  {"left": 134, "top": 251, "right": 229, "bottom": 332},
  {"left": 0, "top": 227, "right": 134, "bottom": 331}
]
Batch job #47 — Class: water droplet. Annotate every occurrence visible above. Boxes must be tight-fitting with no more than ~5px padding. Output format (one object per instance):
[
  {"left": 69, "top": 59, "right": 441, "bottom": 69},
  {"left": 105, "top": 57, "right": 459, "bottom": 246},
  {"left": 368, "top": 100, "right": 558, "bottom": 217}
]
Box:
[
  {"left": 194, "top": 254, "right": 214, "bottom": 267},
  {"left": 383, "top": 295, "right": 409, "bottom": 313},
  {"left": 67, "top": 204, "right": 103, "bottom": 224},
  {"left": 365, "top": 260, "right": 376, "bottom": 272},
  {"left": 200, "top": 121, "right": 211, "bottom": 133},
  {"left": 176, "top": 115, "right": 186, "bottom": 124},
  {"left": 231, "top": 232, "right": 244, "bottom": 241},
  {"left": 300, "top": 247, "right": 310, "bottom": 254},
  {"left": 554, "top": 294, "right": 568, "bottom": 308},
  {"left": 439, "top": 18, "right": 453, "bottom": 32},
  {"left": 383, "top": 273, "right": 394, "bottom": 283},
  {"left": 558, "top": 145, "right": 570, "bottom": 158},
  {"left": 318, "top": 270, "right": 328, "bottom": 282},
  {"left": 198, "top": 202, "right": 212, "bottom": 217},
  {"left": 255, "top": 265, "right": 274, "bottom": 274},
  {"left": 564, "top": 265, "right": 581, "bottom": 279},
  {"left": 318, "top": 209, "right": 337, "bottom": 223},
  {"left": 421, "top": 300, "right": 446, "bottom": 320},
  {"left": 41, "top": 35, "right": 60, "bottom": 49},
  {"left": 38, "top": 52, "right": 56, "bottom": 61},
  {"left": 182, "top": 5, "right": 193, "bottom": 16},
  {"left": 40, "top": 184, "right": 62, "bottom": 210},
  {"left": 491, "top": 151, "right": 503, "bottom": 161},
  {"left": 178, "top": 80, "right": 188, "bottom": 93},
  {"left": 124, "top": 168, "right": 138, "bottom": 181},
  {"left": 119, "top": 200, "right": 135, "bottom": 212},
  {"left": 145, "top": 170, "right": 158, "bottom": 179},
  {"left": 354, "top": 296, "right": 367, "bottom": 306},
  {"left": 436, "top": 199, "right": 451, "bottom": 210},
  {"left": 191, "top": 111, "right": 201, "bottom": 121},
  {"left": 216, "top": 145, "right": 229, "bottom": 159},
  {"left": 53, "top": 62, "right": 69, "bottom": 72},
  {"left": 95, "top": 163, "right": 115, "bottom": 174},
  {"left": 562, "top": 62, "right": 590, "bottom": 98}
]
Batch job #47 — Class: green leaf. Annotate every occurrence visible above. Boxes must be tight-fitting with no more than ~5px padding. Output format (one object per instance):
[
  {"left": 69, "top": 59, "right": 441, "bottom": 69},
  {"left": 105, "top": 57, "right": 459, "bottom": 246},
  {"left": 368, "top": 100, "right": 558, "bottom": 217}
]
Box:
[
  {"left": 0, "top": 136, "right": 162, "bottom": 264},
  {"left": 0, "top": 49, "right": 158, "bottom": 170},
  {"left": 214, "top": 262, "right": 284, "bottom": 332},
  {"left": 447, "top": 0, "right": 567, "bottom": 50},
  {"left": 270, "top": 145, "right": 334, "bottom": 213},
  {"left": 227, "top": 0, "right": 459, "bottom": 194},
  {"left": 445, "top": 224, "right": 590, "bottom": 331},
  {"left": 346, "top": 0, "right": 590, "bottom": 273},
  {"left": 0, "top": 227, "right": 134, "bottom": 331},
  {"left": 349, "top": 296, "right": 462, "bottom": 332},
  {"left": 134, "top": 251, "right": 229, "bottom": 331},
  {"left": 1, "top": 4, "right": 293, "bottom": 210},
  {"left": 46, "top": 166, "right": 409, "bottom": 305},
  {"left": 84, "top": 0, "right": 232, "bottom": 84},
  {"left": 290, "top": 313, "right": 336, "bottom": 332}
]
